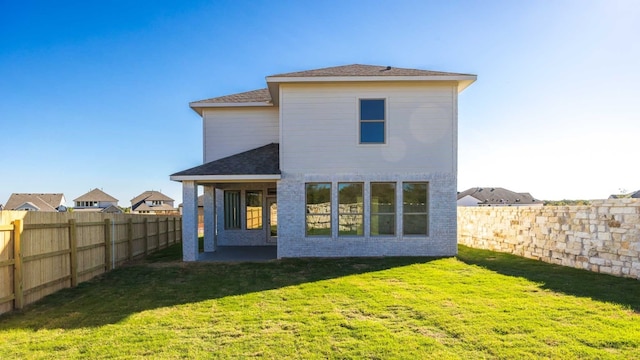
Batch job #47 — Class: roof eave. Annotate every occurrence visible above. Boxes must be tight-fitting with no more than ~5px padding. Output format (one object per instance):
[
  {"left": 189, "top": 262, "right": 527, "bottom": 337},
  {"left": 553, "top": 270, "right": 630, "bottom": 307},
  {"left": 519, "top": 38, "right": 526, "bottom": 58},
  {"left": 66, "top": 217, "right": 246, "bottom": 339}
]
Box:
[
  {"left": 457, "top": 78, "right": 476, "bottom": 93},
  {"left": 170, "top": 174, "right": 282, "bottom": 182},
  {"left": 265, "top": 75, "right": 477, "bottom": 102},
  {"left": 189, "top": 102, "right": 274, "bottom": 116},
  {"left": 266, "top": 74, "right": 477, "bottom": 83}
]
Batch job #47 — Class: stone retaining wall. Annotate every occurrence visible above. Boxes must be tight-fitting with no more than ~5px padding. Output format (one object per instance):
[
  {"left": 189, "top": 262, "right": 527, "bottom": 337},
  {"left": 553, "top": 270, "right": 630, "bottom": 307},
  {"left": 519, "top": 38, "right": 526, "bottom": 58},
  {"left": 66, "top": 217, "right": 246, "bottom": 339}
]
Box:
[{"left": 457, "top": 199, "right": 640, "bottom": 279}]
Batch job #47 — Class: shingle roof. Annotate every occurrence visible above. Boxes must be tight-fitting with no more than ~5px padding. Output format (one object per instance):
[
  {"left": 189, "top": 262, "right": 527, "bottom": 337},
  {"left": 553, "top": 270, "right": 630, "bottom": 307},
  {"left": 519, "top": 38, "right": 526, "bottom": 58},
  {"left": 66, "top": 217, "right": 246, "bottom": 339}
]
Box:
[
  {"left": 191, "top": 88, "right": 272, "bottom": 105},
  {"left": 457, "top": 187, "right": 542, "bottom": 205},
  {"left": 268, "top": 64, "right": 474, "bottom": 78},
  {"left": 101, "top": 205, "right": 123, "bottom": 213},
  {"left": 171, "top": 143, "right": 280, "bottom": 177},
  {"left": 130, "top": 190, "right": 174, "bottom": 204},
  {"left": 609, "top": 189, "right": 640, "bottom": 199},
  {"left": 190, "top": 64, "right": 476, "bottom": 107},
  {"left": 73, "top": 188, "right": 118, "bottom": 202},
  {"left": 5, "top": 193, "right": 65, "bottom": 211},
  {"left": 133, "top": 203, "right": 176, "bottom": 212}
]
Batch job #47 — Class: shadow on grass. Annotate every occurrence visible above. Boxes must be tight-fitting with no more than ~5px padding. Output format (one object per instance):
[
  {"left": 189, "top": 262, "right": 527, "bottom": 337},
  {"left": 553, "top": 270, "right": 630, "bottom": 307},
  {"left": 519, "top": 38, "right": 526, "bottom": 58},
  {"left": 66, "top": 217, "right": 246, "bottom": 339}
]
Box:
[
  {"left": 0, "top": 244, "right": 440, "bottom": 330},
  {"left": 457, "top": 245, "right": 640, "bottom": 312}
]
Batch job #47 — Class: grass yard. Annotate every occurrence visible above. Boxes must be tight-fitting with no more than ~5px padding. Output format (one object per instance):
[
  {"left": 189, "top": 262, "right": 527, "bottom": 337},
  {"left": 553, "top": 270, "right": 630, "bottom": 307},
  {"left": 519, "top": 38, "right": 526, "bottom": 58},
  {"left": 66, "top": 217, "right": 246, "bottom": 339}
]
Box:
[{"left": 1, "top": 245, "right": 639, "bottom": 359}]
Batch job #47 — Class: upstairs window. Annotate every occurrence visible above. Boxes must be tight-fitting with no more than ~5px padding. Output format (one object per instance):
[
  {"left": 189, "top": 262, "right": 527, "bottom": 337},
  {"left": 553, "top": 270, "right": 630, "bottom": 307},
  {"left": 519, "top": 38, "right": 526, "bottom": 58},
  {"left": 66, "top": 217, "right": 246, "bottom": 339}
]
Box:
[
  {"left": 360, "top": 99, "right": 385, "bottom": 144},
  {"left": 76, "top": 201, "right": 98, "bottom": 207}
]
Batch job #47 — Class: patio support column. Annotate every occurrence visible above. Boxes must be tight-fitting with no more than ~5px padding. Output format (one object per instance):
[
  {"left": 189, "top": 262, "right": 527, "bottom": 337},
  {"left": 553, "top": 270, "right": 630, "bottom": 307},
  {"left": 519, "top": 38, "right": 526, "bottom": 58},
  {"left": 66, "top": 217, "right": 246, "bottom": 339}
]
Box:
[
  {"left": 182, "top": 180, "right": 199, "bottom": 261},
  {"left": 203, "top": 184, "right": 216, "bottom": 252}
]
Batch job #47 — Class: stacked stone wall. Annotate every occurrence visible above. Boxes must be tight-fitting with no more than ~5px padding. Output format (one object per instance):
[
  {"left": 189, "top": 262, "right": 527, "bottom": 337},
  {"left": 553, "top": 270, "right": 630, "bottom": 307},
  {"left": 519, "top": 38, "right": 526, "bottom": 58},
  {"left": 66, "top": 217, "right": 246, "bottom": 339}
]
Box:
[{"left": 458, "top": 199, "right": 640, "bottom": 279}]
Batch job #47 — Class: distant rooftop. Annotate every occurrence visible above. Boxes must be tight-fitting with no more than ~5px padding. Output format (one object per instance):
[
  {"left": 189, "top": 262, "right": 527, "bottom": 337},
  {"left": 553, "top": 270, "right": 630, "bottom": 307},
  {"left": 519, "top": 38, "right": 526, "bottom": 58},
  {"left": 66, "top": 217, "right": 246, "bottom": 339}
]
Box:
[{"left": 457, "top": 187, "right": 543, "bottom": 206}]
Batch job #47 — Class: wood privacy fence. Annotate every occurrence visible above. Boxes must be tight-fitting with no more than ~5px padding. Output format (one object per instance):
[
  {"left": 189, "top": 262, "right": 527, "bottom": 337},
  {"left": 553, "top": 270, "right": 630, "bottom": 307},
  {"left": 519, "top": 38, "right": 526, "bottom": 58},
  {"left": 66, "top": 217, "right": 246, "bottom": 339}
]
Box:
[{"left": 0, "top": 211, "right": 181, "bottom": 315}]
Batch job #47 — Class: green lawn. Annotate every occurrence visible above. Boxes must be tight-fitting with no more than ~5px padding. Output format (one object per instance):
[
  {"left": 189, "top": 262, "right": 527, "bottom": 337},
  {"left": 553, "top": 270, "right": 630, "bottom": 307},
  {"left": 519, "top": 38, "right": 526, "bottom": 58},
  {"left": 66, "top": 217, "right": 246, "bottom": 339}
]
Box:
[{"left": 1, "top": 245, "right": 639, "bottom": 359}]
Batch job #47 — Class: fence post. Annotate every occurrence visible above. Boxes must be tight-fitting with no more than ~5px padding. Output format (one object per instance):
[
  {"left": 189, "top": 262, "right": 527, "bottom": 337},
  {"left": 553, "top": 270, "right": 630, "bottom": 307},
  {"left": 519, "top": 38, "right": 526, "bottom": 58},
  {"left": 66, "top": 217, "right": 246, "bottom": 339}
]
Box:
[
  {"left": 166, "top": 217, "right": 171, "bottom": 247},
  {"left": 69, "top": 219, "right": 78, "bottom": 287},
  {"left": 104, "top": 218, "right": 112, "bottom": 271},
  {"left": 158, "top": 217, "right": 169, "bottom": 247},
  {"left": 12, "top": 219, "right": 24, "bottom": 310},
  {"left": 143, "top": 217, "right": 149, "bottom": 256},
  {"left": 172, "top": 217, "right": 176, "bottom": 244},
  {"left": 175, "top": 218, "right": 182, "bottom": 242},
  {"left": 155, "top": 217, "right": 160, "bottom": 251},
  {"left": 127, "top": 218, "right": 133, "bottom": 261}
]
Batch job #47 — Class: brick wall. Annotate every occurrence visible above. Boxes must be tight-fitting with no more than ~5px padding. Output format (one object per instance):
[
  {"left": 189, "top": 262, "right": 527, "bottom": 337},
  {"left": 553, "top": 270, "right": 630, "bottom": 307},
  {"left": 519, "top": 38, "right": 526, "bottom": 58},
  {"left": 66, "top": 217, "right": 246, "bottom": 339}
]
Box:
[
  {"left": 277, "top": 172, "right": 457, "bottom": 258},
  {"left": 458, "top": 199, "right": 640, "bottom": 279}
]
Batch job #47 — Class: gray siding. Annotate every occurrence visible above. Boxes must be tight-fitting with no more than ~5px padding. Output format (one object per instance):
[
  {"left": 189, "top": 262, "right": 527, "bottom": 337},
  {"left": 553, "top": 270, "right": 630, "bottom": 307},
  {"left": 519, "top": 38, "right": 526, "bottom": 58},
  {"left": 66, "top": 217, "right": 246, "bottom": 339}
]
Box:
[
  {"left": 280, "top": 82, "right": 458, "bottom": 174},
  {"left": 203, "top": 107, "right": 279, "bottom": 163}
]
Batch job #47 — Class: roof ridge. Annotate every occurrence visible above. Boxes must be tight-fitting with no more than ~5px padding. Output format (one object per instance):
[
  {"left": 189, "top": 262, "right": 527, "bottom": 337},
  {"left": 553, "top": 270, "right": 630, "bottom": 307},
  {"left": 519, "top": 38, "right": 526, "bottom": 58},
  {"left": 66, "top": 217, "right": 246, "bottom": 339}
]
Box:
[{"left": 267, "top": 64, "right": 475, "bottom": 78}]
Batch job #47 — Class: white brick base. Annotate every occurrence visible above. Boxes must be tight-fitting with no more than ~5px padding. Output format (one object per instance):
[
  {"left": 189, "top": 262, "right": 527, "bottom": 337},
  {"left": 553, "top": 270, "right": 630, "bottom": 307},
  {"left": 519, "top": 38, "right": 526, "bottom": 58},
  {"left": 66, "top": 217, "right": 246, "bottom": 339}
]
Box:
[{"left": 277, "top": 172, "right": 457, "bottom": 258}]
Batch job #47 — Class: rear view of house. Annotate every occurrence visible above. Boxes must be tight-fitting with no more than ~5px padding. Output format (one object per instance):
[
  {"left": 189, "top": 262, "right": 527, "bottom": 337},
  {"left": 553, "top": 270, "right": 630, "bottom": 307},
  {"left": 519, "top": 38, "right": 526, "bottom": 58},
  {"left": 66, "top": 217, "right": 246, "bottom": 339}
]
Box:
[
  {"left": 172, "top": 64, "right": 476, "bottom": 260},
  {"left": 73, "top": 188, "right": 122, "bottom": 213},
  {"left": 131, "top": 191, "right": 177, "bottom": 214}
]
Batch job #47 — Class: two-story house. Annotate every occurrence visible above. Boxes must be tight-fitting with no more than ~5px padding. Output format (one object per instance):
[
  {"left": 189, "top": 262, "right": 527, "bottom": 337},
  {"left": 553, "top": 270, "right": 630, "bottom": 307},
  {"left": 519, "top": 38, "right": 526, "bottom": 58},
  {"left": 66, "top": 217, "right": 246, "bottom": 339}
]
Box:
[
  {"left": 171, "top": 64, "right": 476, "bottom": 261},
  {"left": 130, "top": 190, "right": 177, "bottom": 214},
  {"left": 73, "top": 188, "right": 122, "bottom": 213}
]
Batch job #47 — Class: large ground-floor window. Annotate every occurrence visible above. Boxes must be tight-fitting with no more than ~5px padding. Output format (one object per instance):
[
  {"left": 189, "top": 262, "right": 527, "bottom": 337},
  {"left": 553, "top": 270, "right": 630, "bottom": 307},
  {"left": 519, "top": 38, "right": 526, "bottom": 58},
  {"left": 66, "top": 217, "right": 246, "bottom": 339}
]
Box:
[
  {"left": 304, "top": 180, "right": 430, "bottom": 238},
  {"left": 306, "top": 183, "right": 331, "bottom": 236},
  {"left": 246, "top": 190, "right": 263, "bottom": 230},
  {"left": 403, "top": 182, "right": 429, "bottom": 236},
  {"left": 338, "top": 182, "right": 363, "bottom": 236},
  {"left": 370, "top": 182, "right": 396, "bottom": 236},
  {"left": 224, "top": 191, "right": 241, "bottom": 229}
]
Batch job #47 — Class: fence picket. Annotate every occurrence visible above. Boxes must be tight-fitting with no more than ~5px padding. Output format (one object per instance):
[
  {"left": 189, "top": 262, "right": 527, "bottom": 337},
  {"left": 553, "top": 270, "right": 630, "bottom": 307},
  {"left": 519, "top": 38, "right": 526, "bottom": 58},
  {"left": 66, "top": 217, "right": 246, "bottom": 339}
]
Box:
[
  {"left": 0, "top": 212, "right": 181, "bottom": 315},
  {"left": 13, "top": 219, "right": 23, "bottom": 310}
]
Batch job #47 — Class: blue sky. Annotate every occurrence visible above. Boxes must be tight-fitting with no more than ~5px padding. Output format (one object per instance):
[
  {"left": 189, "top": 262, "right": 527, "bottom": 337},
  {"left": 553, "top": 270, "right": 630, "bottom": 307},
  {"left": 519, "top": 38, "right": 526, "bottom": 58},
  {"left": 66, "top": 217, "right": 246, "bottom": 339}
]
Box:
[{"left": 1, "top": 0, "right": 639, "bottom": 206}]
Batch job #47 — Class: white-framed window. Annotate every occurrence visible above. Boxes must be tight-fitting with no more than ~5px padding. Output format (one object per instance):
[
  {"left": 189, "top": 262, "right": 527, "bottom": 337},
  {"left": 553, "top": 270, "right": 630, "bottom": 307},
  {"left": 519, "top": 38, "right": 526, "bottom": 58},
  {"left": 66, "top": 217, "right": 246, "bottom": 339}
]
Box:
[
  {"left": 152, "top": 200, "right": 163, "bottom": 206},
  {"left": 338, "top": 182, "right": 363, "bottom": 236},
  {"left": 305, "top": 183, "right": 331, "bottom": 236},
  {"left": 370, "top": 182, "right": 396, "bottom": 236},
  {"left": 76, "top": 201, "right": 98, "bottom": 207},
  {"left": 359, "top": 99, "right": 386, "bottom": 144},
  {"left": 403, "top": 182, "right": 429, "bottom": 236},
  {"left": 224, "top": 191, "right": 241, "bottom": 229},
  {"left": 246, "top": 190, "right": 263, "bottom": 230}
]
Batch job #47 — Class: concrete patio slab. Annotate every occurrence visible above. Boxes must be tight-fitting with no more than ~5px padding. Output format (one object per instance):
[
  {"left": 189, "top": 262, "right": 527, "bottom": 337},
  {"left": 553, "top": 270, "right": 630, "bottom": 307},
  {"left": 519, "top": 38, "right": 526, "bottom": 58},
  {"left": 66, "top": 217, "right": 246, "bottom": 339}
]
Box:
[{"left": 197, "top": 246, "right": 277, "bottom": 262}]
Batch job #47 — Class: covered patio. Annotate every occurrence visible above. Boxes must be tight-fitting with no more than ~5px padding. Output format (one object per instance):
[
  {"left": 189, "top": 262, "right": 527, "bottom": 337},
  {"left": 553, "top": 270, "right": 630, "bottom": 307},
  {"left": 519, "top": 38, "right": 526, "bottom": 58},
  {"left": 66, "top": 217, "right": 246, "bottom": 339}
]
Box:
[{"left": 170, "top": 143, "right": 280, "bottom": 261}]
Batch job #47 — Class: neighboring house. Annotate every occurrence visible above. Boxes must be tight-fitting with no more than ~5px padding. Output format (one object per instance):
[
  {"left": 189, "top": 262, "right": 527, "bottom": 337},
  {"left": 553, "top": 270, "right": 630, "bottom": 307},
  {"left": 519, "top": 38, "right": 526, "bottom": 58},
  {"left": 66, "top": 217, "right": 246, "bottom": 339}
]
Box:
[
  {"left": 457, "top": 187, "right": 543, "bottom": 206},
  {"left": 73, "top": 188, "right": 122, "bottom": 213},
  {"left": 171, "top": 64, "right": 476, "bottom": 261},
  {"left": 131, "top": 191, "right": 177, "bottom": 214},
  {"left": 4, "top": 193, "right": 67, "bottom": 212},
  {"left": 609, "top": 190, "right": 640, "bottom": 199}
]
